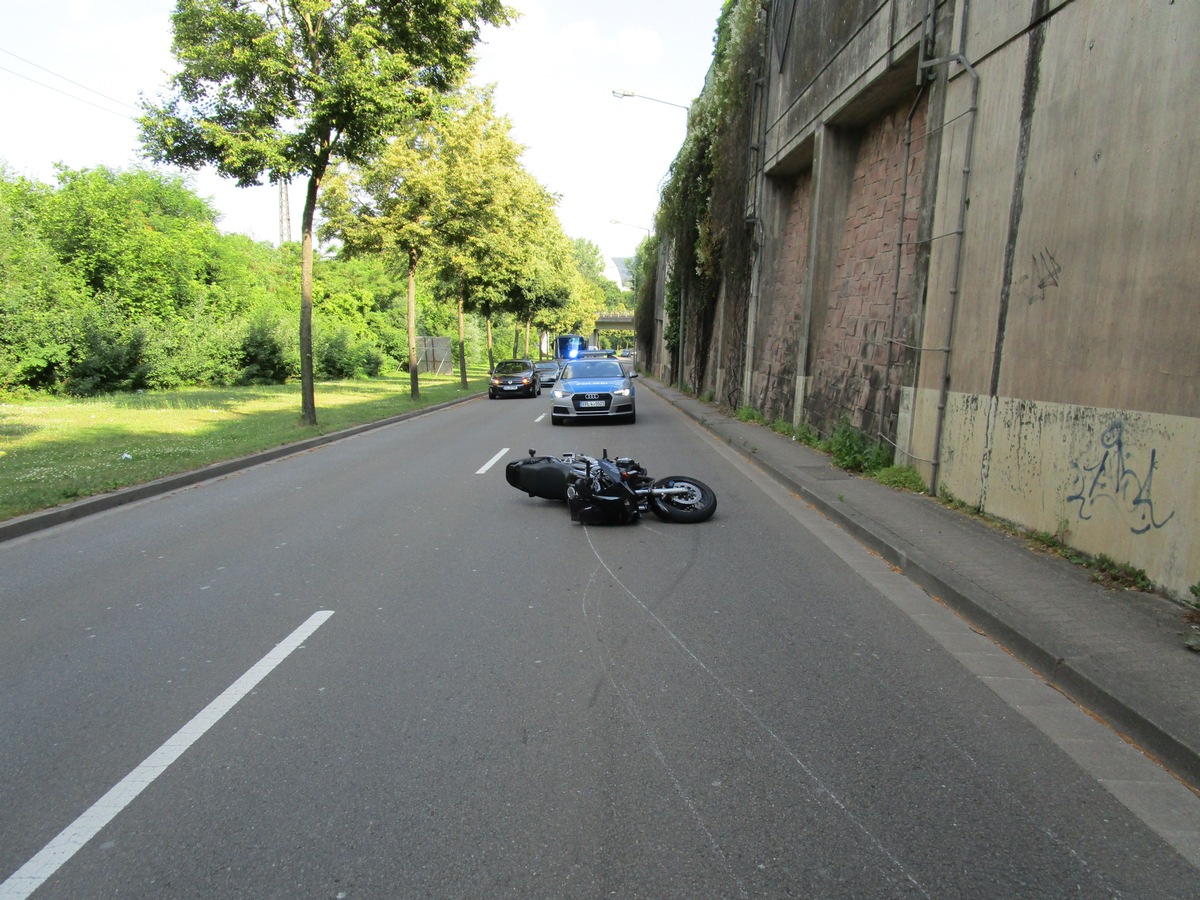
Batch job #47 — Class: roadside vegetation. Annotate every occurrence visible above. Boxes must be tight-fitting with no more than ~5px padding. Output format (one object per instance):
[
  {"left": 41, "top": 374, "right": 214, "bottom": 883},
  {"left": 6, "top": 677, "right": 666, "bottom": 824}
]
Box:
[
  {"left": 0, "top": 3, "right": 634, "bottom": 528},
  {"left": 740, "top": 407, "right": 928, "bottom": 493},
  {"left": 0, "top": 154, "right": 629, "bottom": 520},
  {"left": 3, "top": 3, "right": 632, "bottom": 414}
]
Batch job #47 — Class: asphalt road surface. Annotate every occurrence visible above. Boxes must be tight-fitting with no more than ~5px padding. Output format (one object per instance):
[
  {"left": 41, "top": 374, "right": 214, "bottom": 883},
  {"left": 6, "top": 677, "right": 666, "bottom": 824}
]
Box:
[{"left": 2, "top": 386, "right": 1197, "bottom": 898}]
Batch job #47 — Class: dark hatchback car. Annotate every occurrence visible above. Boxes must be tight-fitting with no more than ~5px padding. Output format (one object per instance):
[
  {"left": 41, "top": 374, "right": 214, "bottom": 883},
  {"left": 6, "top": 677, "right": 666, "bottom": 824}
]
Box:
[{"left": 489, "top": 359, "right": 541, "bottom": 398}]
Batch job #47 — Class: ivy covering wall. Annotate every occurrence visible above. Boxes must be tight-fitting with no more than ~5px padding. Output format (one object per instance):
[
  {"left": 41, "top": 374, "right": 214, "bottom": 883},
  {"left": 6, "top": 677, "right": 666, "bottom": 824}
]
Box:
[{"left": 646, "top": 0, "right": 763, "bottom": 397}]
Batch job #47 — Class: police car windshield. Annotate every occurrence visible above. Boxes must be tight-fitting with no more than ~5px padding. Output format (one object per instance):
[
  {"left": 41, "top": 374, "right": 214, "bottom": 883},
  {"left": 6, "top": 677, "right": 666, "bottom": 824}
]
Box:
[{"left": 561, "top": 360, "right": 623, "bottom": 379}]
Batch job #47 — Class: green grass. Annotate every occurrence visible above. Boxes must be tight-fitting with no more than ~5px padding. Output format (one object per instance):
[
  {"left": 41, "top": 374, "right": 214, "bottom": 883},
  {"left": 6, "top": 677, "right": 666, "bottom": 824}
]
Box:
[
  {"left": 872, "top": 465, "right": 927, "bottom": 493},
  {"left": 735, "top": 405, "right": 767, "bottom": 425},
  {"left": 0, "top": 370, "right": 489, "bottom": 521},
  {"left": 740, "top": 410, "right": 928, "bottom": 493},
  {"left": 1090, "top": 554, "right": 1155, "bottom": 592}
]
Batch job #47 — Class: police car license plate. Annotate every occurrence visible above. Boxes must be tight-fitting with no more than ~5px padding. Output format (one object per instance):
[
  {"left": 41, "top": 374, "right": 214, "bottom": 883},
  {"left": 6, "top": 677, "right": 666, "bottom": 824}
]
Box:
[{"left": 580, "top": 400, "right": 605, "bottom": 408}]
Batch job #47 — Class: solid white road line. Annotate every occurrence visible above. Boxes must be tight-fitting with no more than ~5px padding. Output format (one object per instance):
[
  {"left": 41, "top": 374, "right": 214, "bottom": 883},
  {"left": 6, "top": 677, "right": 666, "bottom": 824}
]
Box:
[
  {"left": 476, "top": 448, "right": 509, "bottom": 474},
  {"left": 0, "top": 610, "right": 335, "bottom": 900}
]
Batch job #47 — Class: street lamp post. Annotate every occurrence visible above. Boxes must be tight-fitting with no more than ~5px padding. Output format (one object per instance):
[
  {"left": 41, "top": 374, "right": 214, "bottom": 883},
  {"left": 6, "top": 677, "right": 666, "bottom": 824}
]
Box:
[
  {"left": 614, "top": 217, "right": 652, "bottom": 234},
  {"left": 609, "top": 221, "right": 651, "bottom": 355},
  {"left": 610, "top": 89, "right": 691, "bottom": 114}
]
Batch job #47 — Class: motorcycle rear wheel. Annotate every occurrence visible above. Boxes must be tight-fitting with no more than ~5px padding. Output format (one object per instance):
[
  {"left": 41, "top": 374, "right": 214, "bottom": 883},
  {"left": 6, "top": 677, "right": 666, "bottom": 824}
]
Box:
[{"left": 648, "top": 476, "right": 717, "bottom": 523}]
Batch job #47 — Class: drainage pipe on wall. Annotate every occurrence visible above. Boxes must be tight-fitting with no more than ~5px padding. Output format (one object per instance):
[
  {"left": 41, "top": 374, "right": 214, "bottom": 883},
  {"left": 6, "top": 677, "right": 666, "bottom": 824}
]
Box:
[
  {"left": 921, "top": 0, "right": 978, "bottom": 498},
  {"left": 881, "top": 83, "right": 926, "bottom": 454}
]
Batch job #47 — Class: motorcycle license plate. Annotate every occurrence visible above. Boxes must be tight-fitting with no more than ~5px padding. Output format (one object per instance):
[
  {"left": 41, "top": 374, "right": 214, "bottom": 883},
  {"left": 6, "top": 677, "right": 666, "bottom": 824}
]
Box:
[{"left": 580, "top": 400, "right": 605, "bottom": 408}]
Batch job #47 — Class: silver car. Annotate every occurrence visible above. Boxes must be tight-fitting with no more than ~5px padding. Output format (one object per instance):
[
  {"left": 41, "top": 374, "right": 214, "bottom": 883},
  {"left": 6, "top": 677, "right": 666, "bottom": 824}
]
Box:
[
  {"left": 533, "top": 360, "right": 560, "bottom": 386},
  {"left": 550, "top": 358, "right": 637, "bottom": 425}
]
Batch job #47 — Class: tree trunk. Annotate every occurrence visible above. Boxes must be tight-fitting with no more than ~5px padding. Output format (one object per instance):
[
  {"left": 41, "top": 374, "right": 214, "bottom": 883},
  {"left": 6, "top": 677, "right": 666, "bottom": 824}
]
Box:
[
  {"left": 457, "top": 289, "right": 468, "bottom": 390},
  {"left": 299, "top": 174, "right": 320, "bottom": 425},
  {"left": 407, "top": 250, "right": 420, "bottom": 399},
  {"left": 485, "top": 305, "right": 494, "bottom": 371},
  {"left": 512, "top": 324, "right": 519, "bottom": 359},
  {"left": 524, "top": 320, "right": 531, "bottom": 357}
]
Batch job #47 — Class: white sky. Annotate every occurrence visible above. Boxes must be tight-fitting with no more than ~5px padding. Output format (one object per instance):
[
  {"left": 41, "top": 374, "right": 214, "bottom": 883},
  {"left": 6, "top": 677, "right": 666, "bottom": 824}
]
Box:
[{"left": 0, "top": 0, "right": 723, "bottom": 281}]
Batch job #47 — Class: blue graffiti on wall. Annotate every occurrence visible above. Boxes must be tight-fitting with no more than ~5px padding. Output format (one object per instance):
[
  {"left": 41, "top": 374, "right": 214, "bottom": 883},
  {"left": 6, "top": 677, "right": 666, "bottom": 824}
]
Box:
[{"left": 1066, "top": 421, "right": 1174, "bottom": 534}]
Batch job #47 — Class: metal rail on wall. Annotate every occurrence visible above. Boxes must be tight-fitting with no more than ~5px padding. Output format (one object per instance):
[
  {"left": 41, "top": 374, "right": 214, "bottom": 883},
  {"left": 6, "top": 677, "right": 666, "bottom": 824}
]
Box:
[
  {"left": 882, "top": 83, "right": 927, "bottom": 458},
  {"left": 889, "top": 0, "right": 978, "bottom": 495}
]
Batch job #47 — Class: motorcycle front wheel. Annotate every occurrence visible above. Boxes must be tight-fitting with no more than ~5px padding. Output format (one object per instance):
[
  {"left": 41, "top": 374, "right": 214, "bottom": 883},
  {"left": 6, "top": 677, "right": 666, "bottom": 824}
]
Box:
[{"left": 648, "top": 476, "right": 717, "bottom": 523}]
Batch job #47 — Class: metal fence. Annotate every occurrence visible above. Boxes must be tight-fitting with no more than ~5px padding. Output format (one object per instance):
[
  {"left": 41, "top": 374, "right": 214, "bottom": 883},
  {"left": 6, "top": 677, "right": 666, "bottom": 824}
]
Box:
[{"left": 416, "top": 336, "right": 453, "bottom": 374}]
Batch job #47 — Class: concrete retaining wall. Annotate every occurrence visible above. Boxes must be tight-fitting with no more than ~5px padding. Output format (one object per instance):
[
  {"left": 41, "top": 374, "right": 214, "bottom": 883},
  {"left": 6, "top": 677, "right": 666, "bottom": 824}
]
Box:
[{"left": 742, "top": 0, "right": 1198, "bottom": 599}]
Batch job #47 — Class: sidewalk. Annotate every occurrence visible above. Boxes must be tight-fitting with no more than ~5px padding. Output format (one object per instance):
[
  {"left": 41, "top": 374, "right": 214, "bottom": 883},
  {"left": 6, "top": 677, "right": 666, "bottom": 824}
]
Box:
[{"left": 643, "top": 376, "right": 1200, "bottom": 793}]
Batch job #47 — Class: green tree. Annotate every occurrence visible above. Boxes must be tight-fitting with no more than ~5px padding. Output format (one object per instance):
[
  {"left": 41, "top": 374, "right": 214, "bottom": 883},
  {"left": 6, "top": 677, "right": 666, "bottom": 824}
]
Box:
[
  {"left": 0, "top": 169, "right": 90, "bottom": 390},
  {"left": 312, "top": 254, "right": 407, "bottom": 372},
  {"left": 322, "top": 87, "right": 520, "bottom": 397},
  {"left": 563, "top": 236, "right": 629, "bottom": 342},
  {"left": 571, "top": 237, "right": 607, "bottom": 284},
  {"left": 325, "top": 86, "right": 571, "bottom": 388},
  {"left": 495, "top": 172, "right": 576, "bottom": 362},
  {"left": 442, "top": 162, "right": 575, "bottom": 368},
  {"left": 140, "top": 0, "right": 510, "bottom": 423},
  {"left": 39, "top": 166, "right": 220, "bottom": 322}
]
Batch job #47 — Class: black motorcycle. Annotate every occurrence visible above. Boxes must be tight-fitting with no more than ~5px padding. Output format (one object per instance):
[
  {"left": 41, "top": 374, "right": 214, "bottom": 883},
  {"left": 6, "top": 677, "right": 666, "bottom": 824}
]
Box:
[{"left": 505, "top": 449, "right": 717, "bottom": 525}]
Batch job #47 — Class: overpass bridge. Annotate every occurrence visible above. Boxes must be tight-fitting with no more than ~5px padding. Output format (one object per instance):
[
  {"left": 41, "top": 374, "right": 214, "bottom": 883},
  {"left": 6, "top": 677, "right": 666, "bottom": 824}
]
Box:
[
  {"left": 594, "top": 313, "right": 634, "bottom": 334},
  {"left": 579, "top": 313, "right": 634, "bottom": 351},
  {"left": 543, "top": 316, "right": 635, "bottom": 358}
]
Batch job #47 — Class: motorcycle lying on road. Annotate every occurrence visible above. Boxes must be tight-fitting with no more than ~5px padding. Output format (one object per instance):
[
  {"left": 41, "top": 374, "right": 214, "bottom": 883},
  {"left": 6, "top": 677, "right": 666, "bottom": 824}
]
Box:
[{"left": 505, "top": 449, "right": 717, "bottom": 525}]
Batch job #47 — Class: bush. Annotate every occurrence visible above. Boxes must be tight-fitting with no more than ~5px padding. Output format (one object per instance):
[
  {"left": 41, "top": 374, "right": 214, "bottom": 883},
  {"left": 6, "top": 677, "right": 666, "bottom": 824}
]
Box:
[
  {"left": 358, "top": 345, "right": 385, "bottom": 377},
  {"left": 143, "top": 313, "right": 242, "bottom": 389},
  {"left": 794, "top": 423, "right": 821, "bottom": 447},
  {"left": 65, "top": 317, "right": 149, "bottom": 396},
  {"left": 829, "top": 418, "right": 893, "bottom": 473},
  {"left": 237, "top": 317, "right": 291, "bottom": 385},
  {"left": 315, "top": 326, "right": 385, "bottom": 379},
  {"left": 316, "top": 328, "right": 356, "bottom": 379},
  {"left": 5, "top": 341, "right": 72, "bottom": 390}
]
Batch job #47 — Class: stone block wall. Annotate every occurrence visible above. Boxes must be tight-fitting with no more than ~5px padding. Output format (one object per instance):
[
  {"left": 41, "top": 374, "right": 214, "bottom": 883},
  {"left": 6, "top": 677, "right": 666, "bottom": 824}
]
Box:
[
  {"left": 805, "top": 101, "right": 926, "bottom": 437},
  {"left": 746, "top": 172, "right": 812, "bottom": 421}
]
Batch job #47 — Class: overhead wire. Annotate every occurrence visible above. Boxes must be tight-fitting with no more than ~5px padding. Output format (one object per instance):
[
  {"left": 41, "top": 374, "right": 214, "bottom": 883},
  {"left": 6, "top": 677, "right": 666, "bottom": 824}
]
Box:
[{"left": 0, "top": 45, "right": 140, "bottom": 120}]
